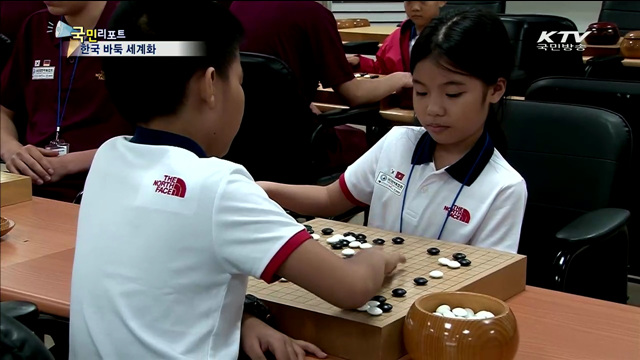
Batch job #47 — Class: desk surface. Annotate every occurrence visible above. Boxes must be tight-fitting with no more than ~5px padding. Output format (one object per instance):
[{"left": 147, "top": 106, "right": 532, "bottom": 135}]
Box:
[
  {"left": 2, "top": 198, "right": 640, "bottom": 359},
  {"left": 338, "top": 26, "right": 397, "bottom": 43}
]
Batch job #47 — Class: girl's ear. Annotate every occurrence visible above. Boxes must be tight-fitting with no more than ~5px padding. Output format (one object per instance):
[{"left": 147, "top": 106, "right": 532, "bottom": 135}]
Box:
[{"left": 488, "top": 78, "right": 507, "bottom": 104}]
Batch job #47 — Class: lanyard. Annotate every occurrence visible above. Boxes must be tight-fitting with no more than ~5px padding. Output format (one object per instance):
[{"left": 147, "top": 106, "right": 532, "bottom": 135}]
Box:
[
  {"left": 56, "top": 35, "right": 80, "bottom": 141},
  {"left": 399, "top": 133, "right": 490, "bottom": 239}
]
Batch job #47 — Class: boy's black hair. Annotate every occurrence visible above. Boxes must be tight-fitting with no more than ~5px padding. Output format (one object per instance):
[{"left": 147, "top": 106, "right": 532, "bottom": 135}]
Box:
[
  {"left": 102, "top": 1, "right": 244, "bottom": 125},
  {"left": 410, "top": 8, "right": 515, "bottom": 153}
]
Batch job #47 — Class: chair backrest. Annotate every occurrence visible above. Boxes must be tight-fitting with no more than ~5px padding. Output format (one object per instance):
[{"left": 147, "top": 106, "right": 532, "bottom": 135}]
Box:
[
  {"left": 598, "top": 1, "right": 640, "bottom": 36},
  {"left": 223, "top": 52, "right": 316, "bottom": 184},
  {"left": 440, "top": 1, "right": 506, "bottom": 15},
  {"left": 524, "top": 76, "right": 640, "bottom": 276},
  {"left": 0, "top": 312, "right": 54, "bottom": 360},
  {"left": 501, "top": 99, "right": 631, "bottom": 255},
  {"left": 498, "top": 14, "right": 585, "bottom": 94}
]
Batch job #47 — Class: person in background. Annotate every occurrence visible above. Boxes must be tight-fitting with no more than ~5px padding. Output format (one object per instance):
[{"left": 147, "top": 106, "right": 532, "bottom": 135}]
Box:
[
  {"left": 0, "top": 1, "right": 47, "bottom": 71},
  {"left": 259, "top": 9, "right": 527, "bottom": 254},
  {"left": 230, "top": 1, "right": 413, "bottom": 108},
  {"left": 69, "top": 2, "right": 406, "bottom": 359},
  {"left": 348, "top": 1, "right": 446, "bottom": 74},
  {"left": 0, "top": 1, "right": 132, "bottom": 202}
]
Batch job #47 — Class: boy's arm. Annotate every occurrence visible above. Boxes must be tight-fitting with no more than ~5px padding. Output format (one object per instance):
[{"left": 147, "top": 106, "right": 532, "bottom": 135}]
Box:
[
  {"left": 258, "top": 180, "right": 354, "bottom": 218},
  {"left": 275, "top": 240, "right": 405, "bottom": 309}
]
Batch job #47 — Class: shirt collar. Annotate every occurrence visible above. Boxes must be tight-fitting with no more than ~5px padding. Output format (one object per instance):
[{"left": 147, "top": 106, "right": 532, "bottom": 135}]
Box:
[
  {"left": 129, "top": 126, "right": 208, "bottom": 158},
  {"left": 411, "top": 130, "right": 494, "bottom": 186}
]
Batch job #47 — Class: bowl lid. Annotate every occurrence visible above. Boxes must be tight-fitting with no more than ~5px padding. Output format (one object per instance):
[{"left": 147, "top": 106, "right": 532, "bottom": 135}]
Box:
[
  {"left": 587, "top": 22, "right": 618, "bottom": 29},
  {"left": 624, "top": 31, "right": 640, "bottom": 39}
]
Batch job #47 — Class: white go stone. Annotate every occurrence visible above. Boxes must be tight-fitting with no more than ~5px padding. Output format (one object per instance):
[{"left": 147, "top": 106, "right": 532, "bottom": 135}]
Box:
[
  {"left": 429, "top": 270, "right": 444, "bottom": 279},
  {"left": 367, "top": 301, "right": 380, "bottom": 308},
  {"left": 465, "top": 308, "right": 475, "bottom": 318},
  {"left": 367, "top": 306, "right": 383, "bottom": 316},
  {"left": 345, "top": 236, "right": 357, "bottom": 242},
  {"left": 435, "top": 305, "right": 451, "bottom": 314},
  {"left": 326, "top": 236, "right": 341, "bottom": 244},
  {"left": 448, "top": 261, "right": 461, "bottom": 269},
  {"left": 357, "top": 304, "right": 370, "bottom": 312},
  {"left": 359, "top": 243, "right": 373, "bottom": 249},
  {"left": 279, "top": 278, "right": 289, "bottom": 283},
  {"left": 349, "top": 241, "right": 361, "bottom": 249},
  {"left": 433, "top": 312, "right": 443, "bottom": 317},
  {"left": 311, "top": 234, "right": 320, "bottom": 240},
  {"left": 452, "top": 308, "right": 468, "bottom": 317},
  {"left": 475, "top": 311, "right": 495, "bottom": 319},
  {"left": 442, "top": 310, "right": 456, "bottom": 318},
  {"left": 342, "top": 249, "right": 355, "bottom": 257},
  {"left": 438, "top": 257, "right": 451, "bottom": 266}
]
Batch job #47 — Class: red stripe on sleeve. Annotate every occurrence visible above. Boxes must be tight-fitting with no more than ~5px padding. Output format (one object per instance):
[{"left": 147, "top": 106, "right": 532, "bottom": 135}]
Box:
[
  {"left": 261, "top": 229, "right": 311, "bottom": 284},
  {"left": 339, "top": 173, "right": 369, "bottom": 208}
]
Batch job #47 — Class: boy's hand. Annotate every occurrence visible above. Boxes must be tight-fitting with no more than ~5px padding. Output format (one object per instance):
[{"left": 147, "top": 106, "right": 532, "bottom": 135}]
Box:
[
  {"left": 241, "top": 315, "right": 327, "bottom": 360},
  {"left": 382, "top": 251, "right": 406, "bottom": 275}
]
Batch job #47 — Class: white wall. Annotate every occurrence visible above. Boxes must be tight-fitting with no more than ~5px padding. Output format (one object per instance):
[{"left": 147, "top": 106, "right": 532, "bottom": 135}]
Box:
[{"left": 332, "top": 1, "right": 604, "bottom": 30}]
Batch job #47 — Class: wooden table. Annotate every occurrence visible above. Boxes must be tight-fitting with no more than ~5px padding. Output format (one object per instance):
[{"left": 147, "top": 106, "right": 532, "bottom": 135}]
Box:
[
  {"left": 338, "top": 26, "right": 397, "bottom": 43},
  {"left": 2, "top": 198, "right": 640, "bottom": 359}
]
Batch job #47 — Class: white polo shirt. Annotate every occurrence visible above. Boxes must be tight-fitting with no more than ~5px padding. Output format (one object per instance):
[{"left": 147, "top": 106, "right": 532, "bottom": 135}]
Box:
[
  {"left": 341, "top": 126, "right": 527, "bottom": 253},
  {"left": 69, "top": 127, "right": 310, "bottom": 360}
]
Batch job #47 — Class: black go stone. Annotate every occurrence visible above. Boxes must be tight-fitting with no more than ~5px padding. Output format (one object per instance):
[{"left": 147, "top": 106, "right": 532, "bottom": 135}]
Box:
[
  {"left": 343, "top": 231, "right": 356, "bottom": 237},
  {"left": 304, "top": 224, "right": 312, "bottom": 231},
  {"left": 308, "top": 229, "right": 314, "bottom": 234},
  {"left": 391, "top": 288, "right": 407, "bottom": 297},
  {"left": 321, "top": 228, "right": 334, "bottom": 235},
  {"left": 392, "top": 237, "right": 405, "bottom": 245},
  {"left": 356, "top": 233, "right": 367, "bottom": 241},
  {"left": 373, "top": 238, "right": 386, "bottom": 245},
  {"left": 414, "top": 277, "right": 428, "bottom": 286},
  {"left": 339, "top": 239, "right": 350, "bottom": 247},
  {"left": 452, "top": 253, "right": 467, "bottom": 261},
  {"left": 358, "top": 239, "right": 368, "bottom": 244},
  {"left": 331, "top": 243, "right": 343, "bottom": 250},
  {"left": 459, "top": 258, "right": 472, "bottom": 267},
  {"left": 371, "top": 295, "right": 387, "bottom": 304},
  {"left": 378, "top": 303, "right": 393, "bottom": 313},
  {"left": 427, "top": 247, "right": 440, "bottom": 255}
]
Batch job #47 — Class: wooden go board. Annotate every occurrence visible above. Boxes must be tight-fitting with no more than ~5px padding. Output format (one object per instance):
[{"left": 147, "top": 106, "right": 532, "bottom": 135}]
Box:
[
  {"left": 1, "top": 172, "right": 32, "bottom": 207},
  {"left": 247, "top": 218, "right": 527, "bottom": 360}
]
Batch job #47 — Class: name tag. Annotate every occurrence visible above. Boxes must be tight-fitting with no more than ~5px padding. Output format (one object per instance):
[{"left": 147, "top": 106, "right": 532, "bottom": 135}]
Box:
[
  {"left": 32, "top": 66, "right": 55, "bottom": 80},
  {"left": 376, "top": 171, "right": 405, "bottom": 196}
]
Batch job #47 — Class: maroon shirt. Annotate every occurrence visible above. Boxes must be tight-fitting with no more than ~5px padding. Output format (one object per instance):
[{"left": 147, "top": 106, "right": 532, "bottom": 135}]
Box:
[
  {"left": 1, "top": 2, "right": 133, "bottom": 202},
  {"left": 230, "top": 1, "right": 355, "bottom": 104}
]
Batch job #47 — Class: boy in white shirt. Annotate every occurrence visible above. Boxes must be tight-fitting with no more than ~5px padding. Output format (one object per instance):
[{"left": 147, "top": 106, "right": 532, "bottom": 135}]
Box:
[{"left": 68, "top": 2, "right": 405, "bottom": 359}]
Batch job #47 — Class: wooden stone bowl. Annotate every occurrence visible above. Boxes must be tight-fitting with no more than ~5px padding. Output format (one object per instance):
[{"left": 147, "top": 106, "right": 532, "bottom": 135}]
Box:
[
  {"left": 1, "top": 216, "right": 15, "bottom": 238},
  {"left": 404, "top": 292, "right": 519, "bottom": 360},
  {"left": 621, "top": 31, "right": 640, "bottom": 59}
]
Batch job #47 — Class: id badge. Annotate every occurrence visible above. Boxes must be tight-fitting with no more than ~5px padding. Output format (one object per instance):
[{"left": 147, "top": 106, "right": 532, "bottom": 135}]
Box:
[{"left": 45, "top": 140, "right": 70, "bottom": 156}]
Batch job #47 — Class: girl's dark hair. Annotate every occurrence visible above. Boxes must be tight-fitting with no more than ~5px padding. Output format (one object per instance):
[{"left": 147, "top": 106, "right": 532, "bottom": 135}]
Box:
[{"left": 410, "top": 8, "right": 514, "bottom": 153}]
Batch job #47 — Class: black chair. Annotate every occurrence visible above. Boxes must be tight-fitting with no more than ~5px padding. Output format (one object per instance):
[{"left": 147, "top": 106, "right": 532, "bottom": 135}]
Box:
[
  {"left": 502, "top": 99, "right": 632, "bottom": 303},
  {"left": 525, "top": 76, "right": 640, "bottom": 280},
  {"left": 226, "top": 52, "right": 380, "bottom": 222},
  {"left": 0, "top": 301, "right": 68, "bottom": 360},
  {"left": 498, "top": 14, "right": 586, "bottom": 96},
  {"left": 598, "top": 1, "right": 640, "bottom": 36},
  {"left": 343, "top": 41, "right": 380, "bottom": 56},
  {"left": 440, "top": 1, "right": 505, "bottom": 15},
  {"left": 225, "top": 52, "right": 385, "bottom": 186}
]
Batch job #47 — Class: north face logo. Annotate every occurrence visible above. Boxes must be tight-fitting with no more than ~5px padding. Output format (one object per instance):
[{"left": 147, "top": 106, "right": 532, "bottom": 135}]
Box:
[
  {"left": 153, "top": 175, "right": 187, "bottom": 198},
  {"left": 443, "top": 205, "right": 471, "bottom": 224}
]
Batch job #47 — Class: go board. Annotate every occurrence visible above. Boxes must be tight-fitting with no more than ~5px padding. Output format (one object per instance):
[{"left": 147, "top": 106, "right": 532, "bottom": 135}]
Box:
[{"left": 247, "top": 218, "right": 526, "bottom": 360}]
